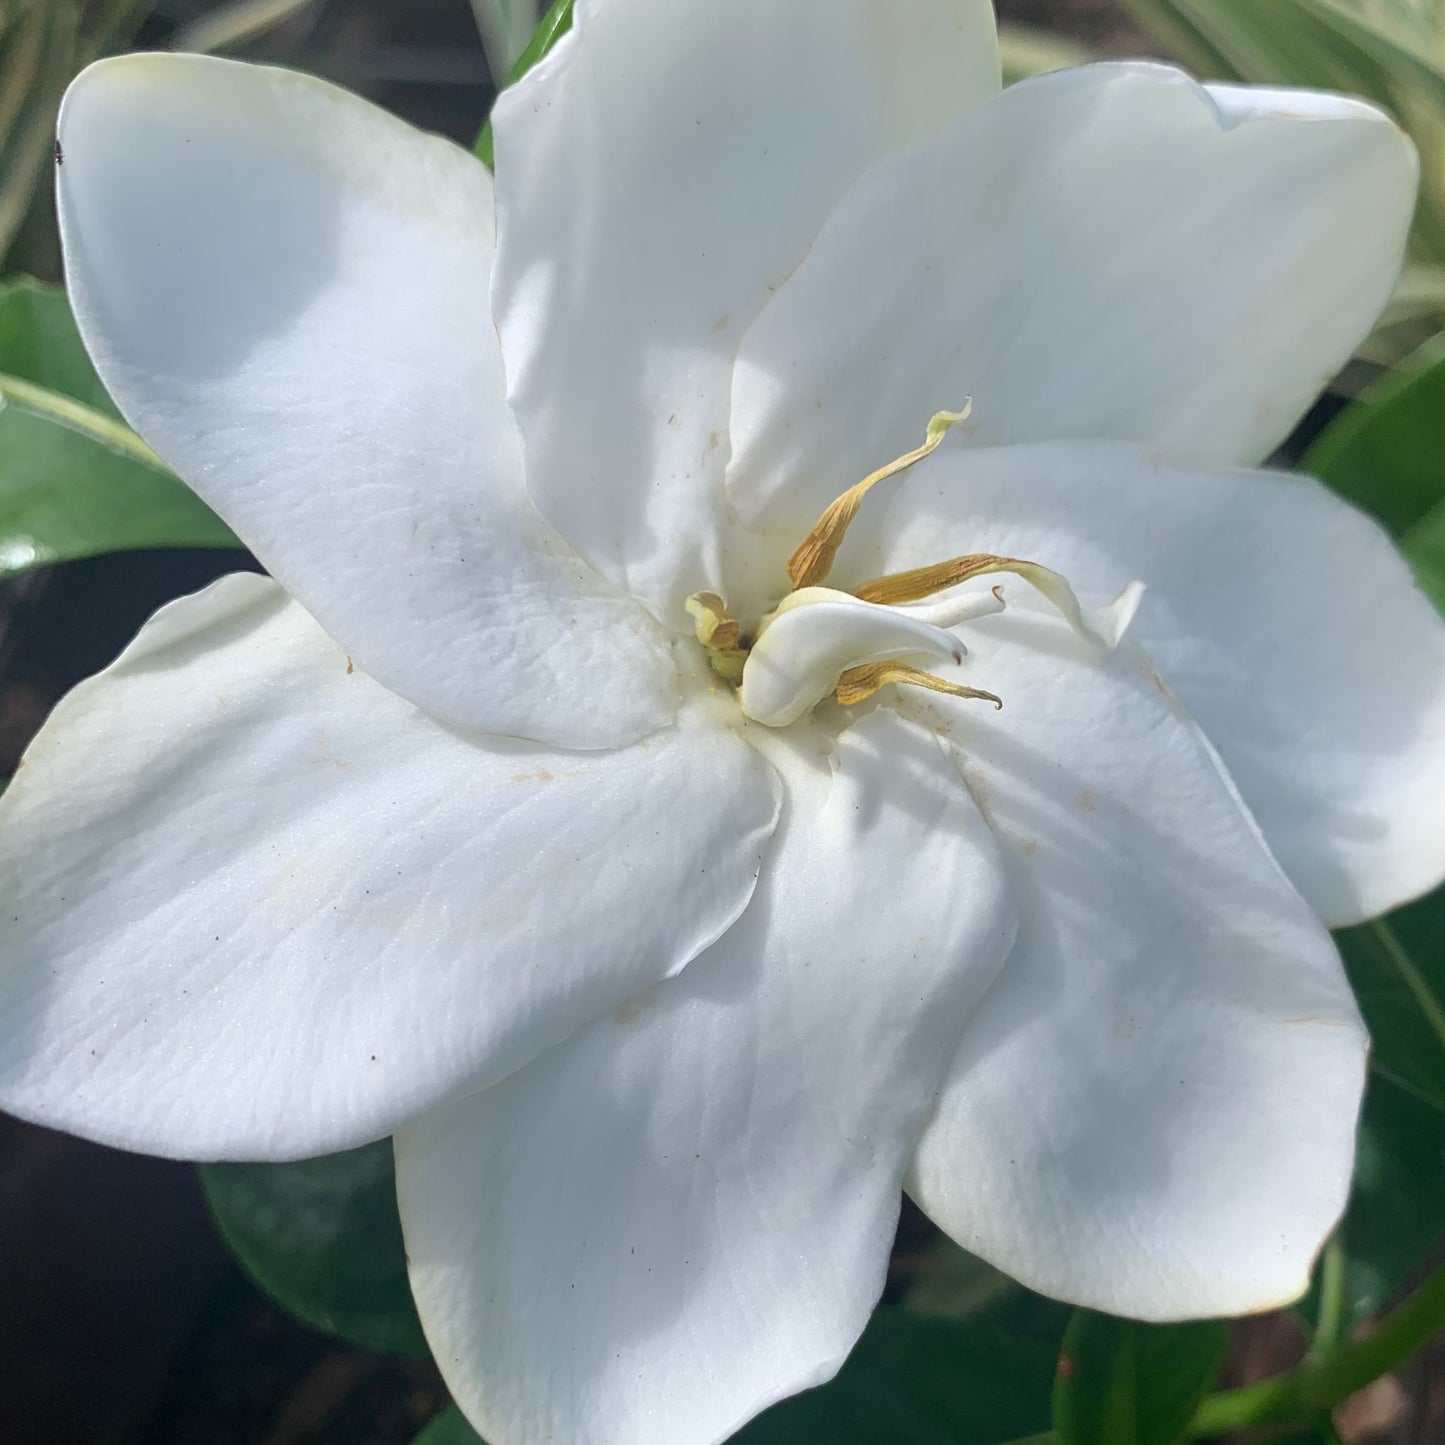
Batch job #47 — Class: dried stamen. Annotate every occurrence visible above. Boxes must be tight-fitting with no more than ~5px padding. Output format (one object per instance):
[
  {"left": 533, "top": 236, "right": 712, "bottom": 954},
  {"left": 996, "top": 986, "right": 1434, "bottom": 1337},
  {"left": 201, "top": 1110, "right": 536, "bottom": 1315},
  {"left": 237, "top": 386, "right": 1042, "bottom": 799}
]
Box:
[
  {"left": 686, "top": 592, "right": 749, "bottom": 683},
  {"left": 835, "top": 661, "right": 1002, "bottom": 710},
  {"left": 787, "top": 404, "right": 972, "bottom": 591},
  {"left": 858, "top": 554, "right": 1143, "bottom": 650}
]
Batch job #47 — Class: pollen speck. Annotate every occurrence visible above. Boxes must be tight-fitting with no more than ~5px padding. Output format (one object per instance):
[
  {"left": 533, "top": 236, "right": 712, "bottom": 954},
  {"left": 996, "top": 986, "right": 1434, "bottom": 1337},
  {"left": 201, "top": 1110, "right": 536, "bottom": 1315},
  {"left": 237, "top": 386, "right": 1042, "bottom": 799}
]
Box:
[{"left": 613, "top": 998, "right": 649, "bottom": 1026}]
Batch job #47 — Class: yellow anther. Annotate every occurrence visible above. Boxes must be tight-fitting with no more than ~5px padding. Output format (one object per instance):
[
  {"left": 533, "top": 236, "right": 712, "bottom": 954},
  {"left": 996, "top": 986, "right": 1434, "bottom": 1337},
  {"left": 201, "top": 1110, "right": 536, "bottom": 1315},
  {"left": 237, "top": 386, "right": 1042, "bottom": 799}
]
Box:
[
  {"left": 835, "top": 660, "right": 1002, "bottom": 710},
  {"left": 685, "top": 592, "right": 749, "bottom": 683},
  {"left": 787, "top": 403, "right": 972, "bottom": 591},
  {"left": 686, "top": 592, "right": 740, "bottom": 650}
]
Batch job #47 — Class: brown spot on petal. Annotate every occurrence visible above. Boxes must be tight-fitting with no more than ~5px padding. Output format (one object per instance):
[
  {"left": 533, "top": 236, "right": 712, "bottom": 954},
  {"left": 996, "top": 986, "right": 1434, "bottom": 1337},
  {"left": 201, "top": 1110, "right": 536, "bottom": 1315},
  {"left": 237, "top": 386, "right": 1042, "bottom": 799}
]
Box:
[{"left": 612, "top": 998, "right": 650, "bottom": 1027}]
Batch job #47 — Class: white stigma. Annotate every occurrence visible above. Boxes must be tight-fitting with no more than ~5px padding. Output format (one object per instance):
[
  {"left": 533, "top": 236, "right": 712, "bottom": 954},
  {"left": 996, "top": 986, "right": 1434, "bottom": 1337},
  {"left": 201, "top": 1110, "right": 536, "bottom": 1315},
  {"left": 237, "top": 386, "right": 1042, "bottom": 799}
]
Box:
[{"left": 739, "top": 587, "right": 988, "bottom": 728}]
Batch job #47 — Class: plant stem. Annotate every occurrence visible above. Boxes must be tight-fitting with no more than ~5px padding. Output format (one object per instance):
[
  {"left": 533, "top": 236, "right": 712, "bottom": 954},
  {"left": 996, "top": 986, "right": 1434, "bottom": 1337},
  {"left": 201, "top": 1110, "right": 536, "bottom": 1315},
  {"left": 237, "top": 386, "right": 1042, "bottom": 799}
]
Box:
[
  {"left": 1188, "top": 1370, "right": 1301, "bottom": 1435},
  {"left": 1190, "top": 1257, "right": 1445, "bottom": 1436},
  {"left": 980, "top": 1258, "right": 1445, "bottom": 1442},
  {"left": 1302, "top": 1260, "right": 1445, "bottom": 1408},
  {"left": 0, "top": 371, "right": 167, "bottom": 470},
  {"left": 1309, "top": 1233, "right": 1349, "bottom": 1361},
  {"left": 1369, "top": 918, "right": 1445, "bottom": 1057}
]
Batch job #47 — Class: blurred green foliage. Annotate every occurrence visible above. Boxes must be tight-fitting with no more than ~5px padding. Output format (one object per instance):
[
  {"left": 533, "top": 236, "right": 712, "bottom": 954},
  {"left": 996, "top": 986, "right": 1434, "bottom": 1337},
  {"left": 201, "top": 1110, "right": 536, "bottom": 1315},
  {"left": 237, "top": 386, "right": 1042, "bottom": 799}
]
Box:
[
  {"left": 0, "top": 277, "right": 238, "bottom": 577},
  {"left": 1303, "top": 336, "right": 1445, "bottom": 608},
  {"left": 0, "top": 0, "right": 151, "bottom": 274},
  {"left": 1123, "top": 0, "right": 1445, "bottom": 362},
  {"left": 1052, "top": 1314, "right": 1226, "bottom": 1445},
  {"left": 202, "top": 1141, "right": 429, "bottom": 1357}
]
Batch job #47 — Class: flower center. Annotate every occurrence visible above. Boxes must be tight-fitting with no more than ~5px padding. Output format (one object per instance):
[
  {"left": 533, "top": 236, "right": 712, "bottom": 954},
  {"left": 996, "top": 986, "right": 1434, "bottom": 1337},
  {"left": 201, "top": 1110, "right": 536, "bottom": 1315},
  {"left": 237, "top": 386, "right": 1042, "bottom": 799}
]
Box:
[{"left": 689, "top": 407, "right": 1143, "bottom": 729}]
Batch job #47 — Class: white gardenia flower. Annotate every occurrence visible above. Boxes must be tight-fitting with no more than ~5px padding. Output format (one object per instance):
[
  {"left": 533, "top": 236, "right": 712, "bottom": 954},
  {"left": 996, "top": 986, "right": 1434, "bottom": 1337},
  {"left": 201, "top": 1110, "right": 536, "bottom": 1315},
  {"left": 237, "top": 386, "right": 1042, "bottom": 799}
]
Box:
[{"left": 3, "top": 3, "right": 1445, "bottom": 1442}]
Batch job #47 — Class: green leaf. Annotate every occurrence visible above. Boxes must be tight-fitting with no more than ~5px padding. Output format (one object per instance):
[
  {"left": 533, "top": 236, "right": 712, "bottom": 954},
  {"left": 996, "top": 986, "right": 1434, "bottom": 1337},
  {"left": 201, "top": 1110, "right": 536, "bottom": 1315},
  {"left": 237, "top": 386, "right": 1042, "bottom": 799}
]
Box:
[
  {"left": 409, "top": 1311, "right": 1054, "bottom": 1445},
  {"left": 1316, "top": 889, "right": 1445, "bottom": 1328},
  {"left": 1339, "top": 897, "right": 1445, "bottom": 1111},
  {"left": 1312, "top": 687, "right": 1445, "bottom": 1329},
  {"left": 410, "top": 1302, "right": 1060, "bottom": 1445},
  {"left": 1401, "top": 498, "right": 1445, "bottom": 615},
  {"left": 0, "top": 276, "right": 115, "bottom": 412},
  {"left": 0, "top": 377, "right": 239, "bottom": 575},
  {"left": 473, "top": 0, "right": 574, "bottom": 169},
  {"left": 1339, "top": 1069, "right": 1445, "bottom": 1322},
  {"left": 1303, "top": 336, "right": 1445, "bottom": 612},
  {"left": 733, "top": 1310, "right": 1056, "bottom": 1445},
  {"left": 413, "top": 1406, "right": 485, "bottom": 1445},
  {"left": 200, "top": 1140, "right": 427, "bottom": 1356},
  {"left": 1295, "top": 335, "right": 1445, "bottom": 1322},
  {"left": 0, "top": 277, "right": 240, "bottom": 578},
  {"left": 1052, "top": 1311, "right": 1226, "bottom": 1445}
]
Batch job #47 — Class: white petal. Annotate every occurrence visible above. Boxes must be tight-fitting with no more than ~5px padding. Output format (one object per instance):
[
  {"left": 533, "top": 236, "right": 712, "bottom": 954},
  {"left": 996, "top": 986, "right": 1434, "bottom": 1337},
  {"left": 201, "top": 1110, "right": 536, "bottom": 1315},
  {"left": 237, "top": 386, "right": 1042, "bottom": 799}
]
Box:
[
  {"left": 900, "top": 612, "right": 1367, "bottom": 1320},
  {"left": 728, "top": 62, "right": 1415, "bottom": 542},
  {"left": 883, "top": 441, "right": 1445, "bottom": 925},
  {"left": 0, "top": 576, "right": 778, "bottom": 1160},
  {"left": 490, "top": 0, "right": 1001, "bottom": 624},
  {"left": 396, "top": 709, "right": 1017, "bottom": 1445},
  {"left": 740, "top": 587, "right": 964, "bottom": 728},
  {"left": 57, "top": 53, "right": 674, "bottom": 749}
]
